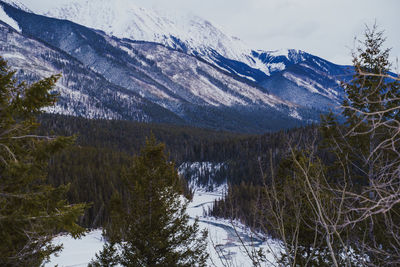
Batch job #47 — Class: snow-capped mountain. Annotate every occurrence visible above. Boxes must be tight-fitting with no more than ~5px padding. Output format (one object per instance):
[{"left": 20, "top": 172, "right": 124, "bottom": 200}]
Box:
[
  {"left": 41, "top": 0, "right": 271, "bottom": 75},
  {"left": 1, "top": 1, "right": 316, "bottom": 132},
  {"left": 37, "top": 0, "right": 352, "bottom": 110},
  {"left": 38, "top": 0, "right": 331, "bottom": 83},
  {"left": 0, "top": 19, "right": 181, "bottom": 123}
]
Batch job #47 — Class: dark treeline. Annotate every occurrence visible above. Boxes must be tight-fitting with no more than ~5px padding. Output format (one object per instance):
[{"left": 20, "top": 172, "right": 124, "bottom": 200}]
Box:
[
  {"left": 209, "top": 127, "right": 324, "bottom": 231},
  {"left": 39, "top": 114, "right": 240, "bottom": 227},
  {"left": 38, "top": 113, "right": 315, "bottom": 228}
]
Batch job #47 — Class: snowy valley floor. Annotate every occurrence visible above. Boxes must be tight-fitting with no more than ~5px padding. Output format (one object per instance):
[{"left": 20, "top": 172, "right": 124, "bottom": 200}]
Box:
[{"left": 47, "top": 188, "right": 281, "bottom": 267}]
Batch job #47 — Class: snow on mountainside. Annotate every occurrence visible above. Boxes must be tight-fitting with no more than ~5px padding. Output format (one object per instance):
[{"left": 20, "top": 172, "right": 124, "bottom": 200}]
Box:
[
  {"left": 0, "top": 0, "right": 350, "bottom": 130},
  {"left": 11, "top": 0, "right": 344, "bottom": 82},
  {"left": 0, "top": 20, "right": 182, "bottom": 123},
  {"left": 6, "top": 2, "right": 288, "bottom": 110},
  {"left": 1, "top": 1, "right": 314, "bottom": 132},
  {"left": 39, "top": 0, "right": 277, "bottom": 76},
  {"left": 261, "top": 55, "right": 351, "bottom": 110},
  {"left": 0, "top": 4, "right": 20, "bottom": 31},
  {"left": 38, "top": 0, "right": 351, "bottom": 110}
]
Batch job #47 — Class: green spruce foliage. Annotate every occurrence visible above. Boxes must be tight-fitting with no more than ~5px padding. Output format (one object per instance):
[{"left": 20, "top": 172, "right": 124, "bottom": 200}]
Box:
[
  {"left": 0, "top": 57, "right": 87, "bottom": 266},
  {"left": 91, "top": 136, "right": 208, "bottom": 266},
  {"left": 322, "top": 24, "right": 400, "bottom": 186},
  {"left": 320, "top": 24, "right": 400, "bottom": 266}
]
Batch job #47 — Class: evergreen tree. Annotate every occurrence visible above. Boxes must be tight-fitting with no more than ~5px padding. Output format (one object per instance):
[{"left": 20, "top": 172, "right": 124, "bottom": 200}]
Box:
[
  {"left": 92, "top": 136, "right": 208, "bottom": 266},
  {"left": 319, "top": 25, "right": 400, "bottom": 265},
  {"left": 343, "top": 24, "right": 398, "bottom": 122},
  {"left": 88, "top": 243, "right": 120, "bottom": 267},
  {"left": 0, "top": 57, "right": 87, "bottom": 266},
  {"left": 329, "top": 24, "right": 400, "bottom": 185}
]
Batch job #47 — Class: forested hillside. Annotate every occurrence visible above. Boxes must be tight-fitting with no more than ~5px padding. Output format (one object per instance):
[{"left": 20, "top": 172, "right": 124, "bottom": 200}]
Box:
[{"left": 39, "top": 114, "right": 315, "bottom": 227}]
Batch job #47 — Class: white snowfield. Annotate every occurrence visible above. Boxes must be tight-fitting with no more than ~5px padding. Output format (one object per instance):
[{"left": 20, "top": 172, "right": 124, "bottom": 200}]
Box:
[
  {"left": 47, "top": 230, "right": 104, "bottom": 267},
  {"left": 47, "top": 185, "right": 282, "bottom": 267},
  {"left": 33, "top": 0, "right": 294, "bottom": 78},
  {"left": 0, "top": 5, "right": 21, "bottom": 32}
]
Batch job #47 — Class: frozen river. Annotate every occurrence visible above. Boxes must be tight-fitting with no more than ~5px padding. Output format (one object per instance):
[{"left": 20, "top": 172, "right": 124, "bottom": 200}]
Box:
[{"left": 47, "top": 188, "right": 281, "bottom": 266}]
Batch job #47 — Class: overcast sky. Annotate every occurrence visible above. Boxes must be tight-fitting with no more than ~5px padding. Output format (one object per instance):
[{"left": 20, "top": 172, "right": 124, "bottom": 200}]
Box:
[{"left": 20, "top": 0, "right": 400, "bottom": 66}]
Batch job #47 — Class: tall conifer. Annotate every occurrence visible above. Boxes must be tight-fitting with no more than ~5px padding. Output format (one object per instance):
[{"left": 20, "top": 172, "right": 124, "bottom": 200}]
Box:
[
  {"left": 0, "top": 57, "right": 86, "bottom": 266},
  {"left": 91, "top": 136, "right": 208, "bottom": 266}
]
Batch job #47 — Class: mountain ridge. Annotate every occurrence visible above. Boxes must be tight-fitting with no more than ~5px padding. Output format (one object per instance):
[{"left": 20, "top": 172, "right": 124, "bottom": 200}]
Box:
[
  {"left": 0, "top": 0, "right": 352, "bottom": 132},
  {"left": 1, "top": 1, "right": 313, "bottom": 133},
  {"left": 38, "top": 0, "right": 352, "bottom": 109}
]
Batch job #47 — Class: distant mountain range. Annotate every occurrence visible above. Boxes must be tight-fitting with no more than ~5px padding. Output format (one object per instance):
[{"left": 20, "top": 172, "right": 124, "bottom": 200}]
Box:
[{"left": 0, "top": 0, "right": 353, "bottom": 132}]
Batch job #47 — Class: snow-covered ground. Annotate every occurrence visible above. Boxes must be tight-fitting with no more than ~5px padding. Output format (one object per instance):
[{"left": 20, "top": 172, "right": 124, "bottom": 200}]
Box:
[
  {"left": 47, "top": 230, "right": 104, "bottom": 267},
  {"left": 46, "top": 186, "right": 282, "bottom": 267},
  {"left": 188, "top": 186, "right": 282, "bottom": 267}
]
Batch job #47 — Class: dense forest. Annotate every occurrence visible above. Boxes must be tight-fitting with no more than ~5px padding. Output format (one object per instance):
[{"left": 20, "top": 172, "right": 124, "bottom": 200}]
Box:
[{"left": 39, "top": 113, "right": 315, "bottom": 227}]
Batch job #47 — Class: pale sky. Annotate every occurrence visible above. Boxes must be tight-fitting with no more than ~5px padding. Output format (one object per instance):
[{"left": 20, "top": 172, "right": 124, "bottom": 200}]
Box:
[{"left": 18, "top": 0, "right": 400, "bottom": 66}]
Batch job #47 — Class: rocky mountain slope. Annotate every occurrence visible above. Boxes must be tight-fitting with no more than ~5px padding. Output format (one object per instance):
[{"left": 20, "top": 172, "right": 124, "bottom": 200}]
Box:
[
  {"left": 41, "top": 0, "right": 352, "bottom": 110},
  {"left": 1, "top": 2, "right": 314, "bottom": 132},
  {"left": 0, "top": 6, "right": 182, "bottom": 123},
  {"left": 0, "top": 0, "right": 352, "bottom": 132}
]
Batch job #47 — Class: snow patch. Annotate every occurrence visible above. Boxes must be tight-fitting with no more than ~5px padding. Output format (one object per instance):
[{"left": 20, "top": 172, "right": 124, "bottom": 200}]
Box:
[
  {"left": 234, "top": 71, "right": 257, "bottom": 82},
  {"left": 46, "top": 230, "right": 104, "bottom": 267},
  {"left": 1, "top": 52, "right": 25, "bottom": 60},
  {"left": 312, "top": 58, "right": 329, "bottom": 72},
  {"left": 268, "top": 62, "right": 286, "bottom": 72},
  {"left": 289, "top": 109, "right": 302, "bottom": 120},
  {"left": 0, "top": 5, "right": 21, "bottom": 32},
  {"left": 284, "top": 72, "right": 320, "bottom": 94},
  {"left": 267, "top": 48, "right": 291, "bottom": 59}
]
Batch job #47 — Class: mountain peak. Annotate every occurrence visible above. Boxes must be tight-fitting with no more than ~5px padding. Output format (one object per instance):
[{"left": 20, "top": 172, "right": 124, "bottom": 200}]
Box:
[
  {"left": 0, "top": 0, "right": 349, "bottom": 123},
  {"left": 37, "top": 0, "right": 275, "bottom": 75},
  {"left": 43, "top": 0, "right": 245, "bottom": 50}
]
